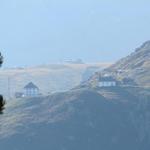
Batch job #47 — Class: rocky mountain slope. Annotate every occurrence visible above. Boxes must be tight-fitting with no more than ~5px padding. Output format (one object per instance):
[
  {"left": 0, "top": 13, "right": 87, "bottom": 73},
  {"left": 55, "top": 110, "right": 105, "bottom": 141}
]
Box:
[
  {"left": 0, "top": 63, "right": 109, "bottom": 98},
  {"left": 0, "top": 87, "right": 150, "bottom": 150},
  {"left": 107, "top": 41, "right": 150, "bottom": 87}
]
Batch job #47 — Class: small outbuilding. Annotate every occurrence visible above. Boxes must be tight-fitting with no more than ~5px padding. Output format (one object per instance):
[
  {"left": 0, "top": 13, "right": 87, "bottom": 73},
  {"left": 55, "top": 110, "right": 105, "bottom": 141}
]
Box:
[
  {"left": 24, "top": 82, "right": 40, "bottom": 97},
  {"left": 121, "top": 78, "right": 137, "bottom": 86},
  {"left": 15, "top": 92, "right": 24, "bottom": 98}
]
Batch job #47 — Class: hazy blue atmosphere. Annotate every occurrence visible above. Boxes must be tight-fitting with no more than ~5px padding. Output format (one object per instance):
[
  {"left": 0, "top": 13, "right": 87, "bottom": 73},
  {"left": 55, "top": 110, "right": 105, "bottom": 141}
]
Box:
[
  {"left": 0, "top": 1, "right": 150, "bottom": 150},
  {"left": 0, "top": 0, "right": 150, "bottom": 67}
]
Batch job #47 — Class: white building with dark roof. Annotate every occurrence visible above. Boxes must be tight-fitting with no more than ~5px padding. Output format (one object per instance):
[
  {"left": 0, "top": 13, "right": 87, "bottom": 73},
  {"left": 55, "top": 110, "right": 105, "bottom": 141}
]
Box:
[
  {"left": 24, "top": 82, "right": 40, "bottom": 97},
  {"left": 98, "top": 76, "right": 117, "bottom": 87}
]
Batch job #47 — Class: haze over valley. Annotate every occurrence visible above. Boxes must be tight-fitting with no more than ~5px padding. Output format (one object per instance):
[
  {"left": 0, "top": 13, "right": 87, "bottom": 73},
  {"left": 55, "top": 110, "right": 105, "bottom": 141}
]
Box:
[
  {"left": 0, "top": 63, "right": 110, "bottom": 98},
  {"left": 0, "top": 0, "right": 150, "bottom": 149}
]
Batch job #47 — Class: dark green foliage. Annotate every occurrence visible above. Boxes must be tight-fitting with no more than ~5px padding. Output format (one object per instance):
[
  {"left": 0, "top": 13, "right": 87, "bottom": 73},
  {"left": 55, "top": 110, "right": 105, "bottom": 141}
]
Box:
[
  {"left": 0, "top": 95, "right": 5, "bottom": 113},
  {"left": 0, "top": 52, "right": 3, "bottom": 66}
]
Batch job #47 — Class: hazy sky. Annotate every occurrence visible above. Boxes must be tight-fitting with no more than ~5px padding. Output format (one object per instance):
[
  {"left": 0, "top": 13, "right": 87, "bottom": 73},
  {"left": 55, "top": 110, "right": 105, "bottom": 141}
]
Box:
[{"left": 0, "top": 0, "right": 150, "bottom": 67}]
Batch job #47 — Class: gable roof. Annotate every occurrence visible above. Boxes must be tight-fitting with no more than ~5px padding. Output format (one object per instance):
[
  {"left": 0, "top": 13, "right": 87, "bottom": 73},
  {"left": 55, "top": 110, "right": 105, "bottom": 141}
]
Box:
[
  {"left": 24, "top": 82, "right": 39, "bottom": 89},
  {"left": 99, "top": 76, "right": 116, "bottom": 82}
]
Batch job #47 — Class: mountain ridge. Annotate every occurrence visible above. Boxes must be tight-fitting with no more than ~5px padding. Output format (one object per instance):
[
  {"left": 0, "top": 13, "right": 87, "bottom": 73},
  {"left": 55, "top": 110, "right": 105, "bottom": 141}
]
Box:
[{"left": 106, "top": 41, "right": 150, "bottom": 86}]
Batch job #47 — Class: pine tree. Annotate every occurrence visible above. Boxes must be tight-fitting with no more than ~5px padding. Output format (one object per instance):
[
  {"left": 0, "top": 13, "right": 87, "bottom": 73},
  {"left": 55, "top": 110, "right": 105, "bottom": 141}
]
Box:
[
  {"left": 0, "top": 52, "right": 3, "bottom": 66},
  {"left": 0, "top": 53, "right": 5, "bottom": 113}
]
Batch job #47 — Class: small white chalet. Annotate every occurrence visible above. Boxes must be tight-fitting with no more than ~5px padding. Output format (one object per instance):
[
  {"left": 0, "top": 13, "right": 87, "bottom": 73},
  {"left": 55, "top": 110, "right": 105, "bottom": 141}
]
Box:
[
  {"left": 98, "top": 76, "right": 117, "bottom": 87},
  {"left": 24, "top": 82, "right": 40, "bottom": 97}
]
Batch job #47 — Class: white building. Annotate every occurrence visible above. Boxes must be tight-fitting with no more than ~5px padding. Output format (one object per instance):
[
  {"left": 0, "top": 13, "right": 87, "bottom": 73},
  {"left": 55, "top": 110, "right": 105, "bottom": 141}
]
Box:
[
  {"left": 24, "top": 82, "right": 40, "bottom": 97},
  {"left": 98, "top": 76, "right": 117, "bottom": 87}
]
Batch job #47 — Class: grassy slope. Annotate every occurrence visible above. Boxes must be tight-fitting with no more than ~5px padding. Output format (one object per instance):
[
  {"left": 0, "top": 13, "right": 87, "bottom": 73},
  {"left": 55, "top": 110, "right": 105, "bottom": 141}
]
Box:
[
  {"left": 0, "top": 87, "right": 149, "bottom": 150},
  {"left": 108, "top": 41, "right": 150, "bottom": 87}
]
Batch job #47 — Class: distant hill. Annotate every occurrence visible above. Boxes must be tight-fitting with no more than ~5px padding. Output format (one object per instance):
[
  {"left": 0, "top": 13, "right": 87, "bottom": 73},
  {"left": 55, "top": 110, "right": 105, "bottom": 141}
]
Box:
[
  {"left": 0, "top": 87, "right": 150, "bottom": 150},
  {"left": 107, "top": 41, "right": 150, "bottom": 87},
  {"left": 0, "top": 63, "right": 110, "bottom": 98}
]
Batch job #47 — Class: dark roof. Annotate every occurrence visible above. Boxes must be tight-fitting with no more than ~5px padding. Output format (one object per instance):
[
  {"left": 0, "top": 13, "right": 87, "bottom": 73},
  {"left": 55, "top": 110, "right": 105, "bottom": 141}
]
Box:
[
  {"left": 24, "top": 82, "right": 39, "bottom": 89},
  {"left": 99, "top": 76, "right": 116, "bottom": 82}
]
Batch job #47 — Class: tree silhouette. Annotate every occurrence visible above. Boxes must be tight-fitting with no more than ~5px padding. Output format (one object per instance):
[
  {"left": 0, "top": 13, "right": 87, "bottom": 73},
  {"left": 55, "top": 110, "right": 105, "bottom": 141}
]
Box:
[
  {"left": 0, "top": 53, "right": 3, "bottom": 66},
  {"left": 0, "top": 53, "right": 5, "bottom": 113},
  {"left": 0, "top": 95, "right": 5, "bottom": 113}
]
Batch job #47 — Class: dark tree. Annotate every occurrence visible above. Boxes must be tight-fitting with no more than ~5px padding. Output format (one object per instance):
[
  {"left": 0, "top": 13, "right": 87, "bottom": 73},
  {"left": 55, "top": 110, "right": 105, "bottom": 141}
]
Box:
[
  {"left": 0, "top": 52, "right": 3, "bottom": 66},
  {"left": 0, "top": 95, "right": 5, "bottom": 113},
  {"left": 0, "top": 53, "right": 5, "bottom": 113}
]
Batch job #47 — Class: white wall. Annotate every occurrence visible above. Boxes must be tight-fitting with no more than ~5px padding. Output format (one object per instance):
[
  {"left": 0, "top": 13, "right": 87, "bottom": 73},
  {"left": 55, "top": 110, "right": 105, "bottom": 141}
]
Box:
[{"left": 99, "top": 81, "right": 116, "bottom": 87}]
